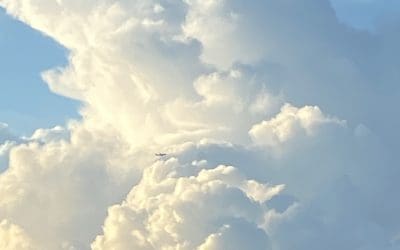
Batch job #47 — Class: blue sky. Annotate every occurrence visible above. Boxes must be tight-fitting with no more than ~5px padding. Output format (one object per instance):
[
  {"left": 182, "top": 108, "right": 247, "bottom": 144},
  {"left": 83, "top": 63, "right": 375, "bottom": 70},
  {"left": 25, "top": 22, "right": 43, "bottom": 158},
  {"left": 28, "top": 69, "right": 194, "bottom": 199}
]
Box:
[
  {"left": 0, "top": 8, "right": 79, "bottom": 135},
  {"left": 0, "top": 1, "right": 399, "bottom": 135},
  {"left": 331, "top": 0, "right": 400, "bottom": 31}
]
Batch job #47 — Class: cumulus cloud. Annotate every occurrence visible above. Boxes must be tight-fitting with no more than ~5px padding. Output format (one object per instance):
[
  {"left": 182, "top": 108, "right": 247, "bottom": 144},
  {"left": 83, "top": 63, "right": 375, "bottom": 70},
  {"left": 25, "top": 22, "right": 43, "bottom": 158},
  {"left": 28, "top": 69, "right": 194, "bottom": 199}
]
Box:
[
  {"left": 0, "top": 220, "right": 37, "bottom": 250},
  {"left": 28, "top": 126, "right": 70, "bottom": 143},
  {"left": 182, "top": 0, "right": 270, "bottom": 69},
  {"left": 92, "top": 158, "right": 280, "bottom": 250},
  {"left": 0, "top": 0, "right": 399, "bottom": 249},
  {"left": 0, "top": 122, "right": 143, "bottom": 249},
  {"left": 197, "top": 221, "right": 270, "bottom": 250},
  {"left": 249, "top": 103, "right": 345, "bottom": 147}
]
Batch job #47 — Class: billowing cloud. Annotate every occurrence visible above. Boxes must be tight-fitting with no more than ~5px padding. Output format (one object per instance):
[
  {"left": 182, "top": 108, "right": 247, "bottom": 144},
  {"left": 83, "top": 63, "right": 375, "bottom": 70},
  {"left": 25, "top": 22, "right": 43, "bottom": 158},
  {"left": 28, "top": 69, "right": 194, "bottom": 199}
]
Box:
[
  {"left": 0, "top": 220, "right": 37, "bottom": 250},
  {"left": 0, "top": 0, "right": 399, "bottom": 249},
  {"left": 249, "top": 103, "right": 345, "bottom": 147},
  {"left": 0, "top": 122, "right": 143, "bottom": 249},
  {"left": 197, "top": 221, "right": 270, "bottom": 250},
  {"left": 28, "top": 126, "right": 70, "bottom": 143},
  {"left": 92, "top": 158, "right": 282, "bottom": 250}
]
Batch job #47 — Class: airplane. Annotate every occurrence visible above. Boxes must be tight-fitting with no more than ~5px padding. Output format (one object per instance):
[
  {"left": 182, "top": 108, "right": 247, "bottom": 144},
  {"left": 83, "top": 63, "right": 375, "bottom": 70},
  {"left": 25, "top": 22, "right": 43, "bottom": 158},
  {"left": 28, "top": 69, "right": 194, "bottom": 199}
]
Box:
[{"left": 155, "top": 153, "right": 167, "bottom": 157}]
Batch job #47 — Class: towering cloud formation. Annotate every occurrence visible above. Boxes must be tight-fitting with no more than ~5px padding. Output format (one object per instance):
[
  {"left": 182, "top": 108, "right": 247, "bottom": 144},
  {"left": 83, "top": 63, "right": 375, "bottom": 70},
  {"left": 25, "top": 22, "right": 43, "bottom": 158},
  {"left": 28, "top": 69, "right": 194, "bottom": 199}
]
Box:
[
  {"left": 0, "top": 0, "right": 399, "bottom": 249},
  {"left": 92, "top": 159, "right": 282, "bottom": 250}
]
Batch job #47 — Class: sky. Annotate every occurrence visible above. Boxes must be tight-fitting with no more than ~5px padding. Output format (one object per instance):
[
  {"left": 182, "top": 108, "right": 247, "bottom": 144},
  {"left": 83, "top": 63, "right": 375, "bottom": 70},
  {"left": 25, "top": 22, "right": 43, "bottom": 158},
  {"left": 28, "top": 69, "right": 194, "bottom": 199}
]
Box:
[
  {"left": 331, "top": 0, "right": 400, "bottom": 31},
  {"left": 0, "top": 1, "right": 400, "bottom": 250},
  {"left": 0, "top": 8, "right": 78, "bottom": 135}
]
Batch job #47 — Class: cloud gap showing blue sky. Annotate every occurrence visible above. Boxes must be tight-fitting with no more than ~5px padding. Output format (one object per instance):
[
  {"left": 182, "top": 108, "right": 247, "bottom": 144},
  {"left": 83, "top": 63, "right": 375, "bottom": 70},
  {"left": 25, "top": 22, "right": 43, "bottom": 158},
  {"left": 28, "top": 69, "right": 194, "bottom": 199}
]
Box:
[{"left": 0, "top": 8, "right": 79, "bottom": 135}]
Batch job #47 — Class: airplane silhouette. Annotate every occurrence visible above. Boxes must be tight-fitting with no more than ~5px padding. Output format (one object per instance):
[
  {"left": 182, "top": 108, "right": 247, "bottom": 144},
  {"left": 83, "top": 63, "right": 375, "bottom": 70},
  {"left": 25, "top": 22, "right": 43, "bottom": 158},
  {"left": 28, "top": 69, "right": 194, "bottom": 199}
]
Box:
[{"left": 155, "top": 153, "right": 167, "bottom": 157}]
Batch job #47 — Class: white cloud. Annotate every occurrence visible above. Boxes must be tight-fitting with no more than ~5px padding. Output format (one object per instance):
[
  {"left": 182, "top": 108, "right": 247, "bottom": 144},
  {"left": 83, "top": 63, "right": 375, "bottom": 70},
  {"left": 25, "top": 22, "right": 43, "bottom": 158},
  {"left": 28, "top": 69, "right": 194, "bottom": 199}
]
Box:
[
  {"left": 0, "top": 123, "right": 142, "bottom": 249},
  {"left": 92, "top": 158, "right": 281, "bottom": 250},
  {"left": 28, "top": 126, "right": 70, "bottom": 143},
  {"left": 198, "top": 222, "right": 271, "bottom": 250},
  {"left": 249, "top": 104, "right": 345, "bottom": 147},
  {"left": 0, "top": 220, "right": 37, "bottom": 250},
  {"left": 182, "top": 0, "right": 270, "bottom": 69},
  {"left": 0, "top": 0, "right": 399, "bottom": 249}
]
